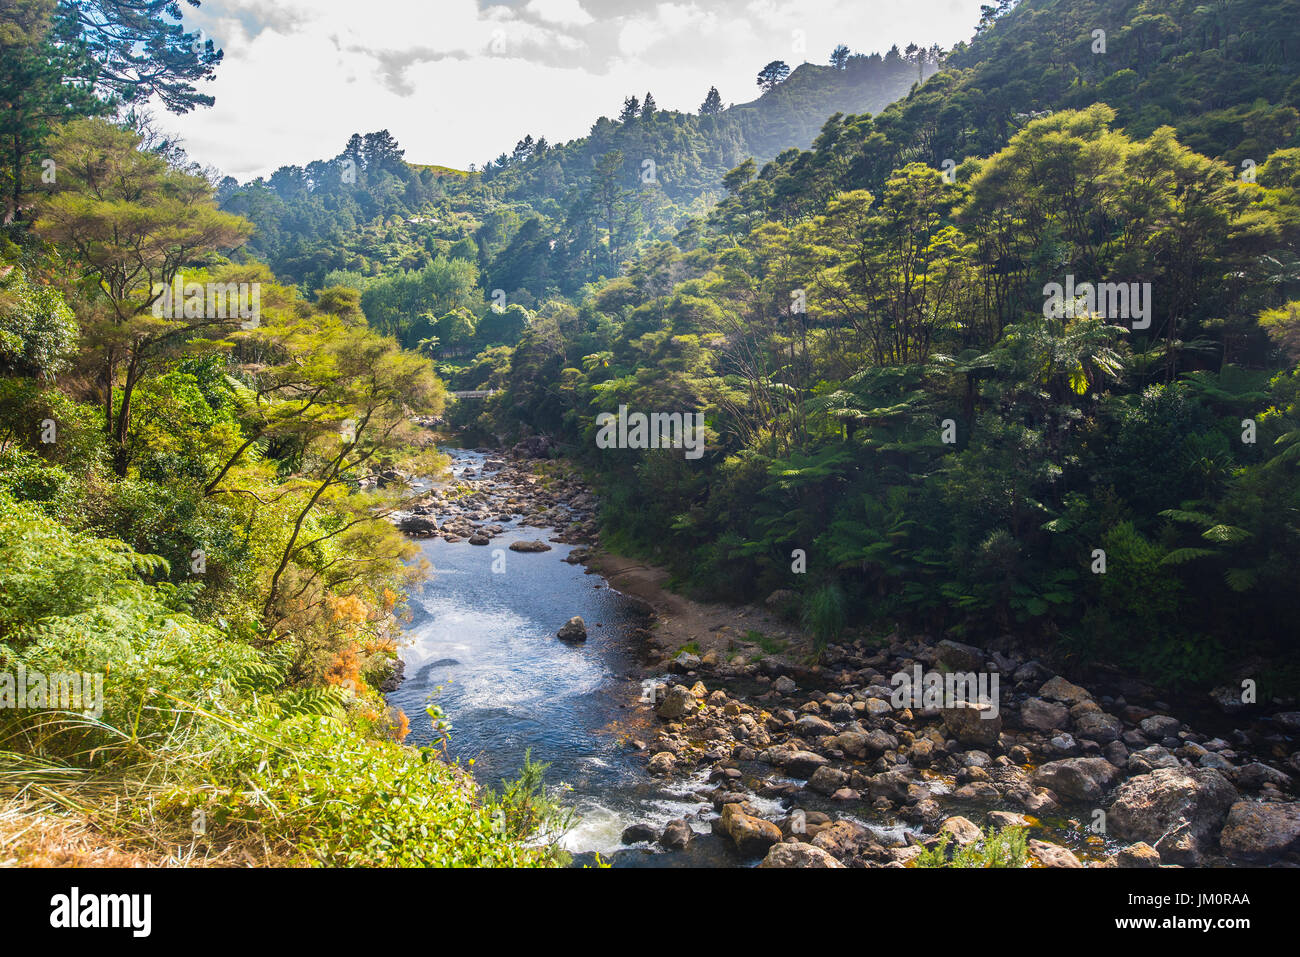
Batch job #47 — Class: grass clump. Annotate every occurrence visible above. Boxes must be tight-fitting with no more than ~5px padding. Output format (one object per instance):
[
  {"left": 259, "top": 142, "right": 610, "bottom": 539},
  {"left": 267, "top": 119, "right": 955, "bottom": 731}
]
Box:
[{"left": 913, "top": 826, "right": 1029, "bottom": 868}]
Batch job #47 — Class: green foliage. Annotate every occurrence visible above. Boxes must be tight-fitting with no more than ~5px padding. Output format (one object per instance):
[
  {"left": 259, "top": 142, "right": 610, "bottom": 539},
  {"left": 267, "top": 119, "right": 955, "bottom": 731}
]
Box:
[
  {"left": 0, "top": 489, "right": 556, "bottom": 865},
  {"left": 359, "top": 257, "right": 481, "bottom": 348},
  {"left": 190, "top": 718, "right": 563, "bottom": 867},
  {"left": 914, "top": 826, "right": 1029, "bottom": 868},
  {"left": 801, "top": 583, "right": 847, "bottom": 648},
  {"left": 0, "top": 266, "right": 77, "bottom": 378},
  {"left": 458, "top": 11, "right": 1300, "bottom": 694}
]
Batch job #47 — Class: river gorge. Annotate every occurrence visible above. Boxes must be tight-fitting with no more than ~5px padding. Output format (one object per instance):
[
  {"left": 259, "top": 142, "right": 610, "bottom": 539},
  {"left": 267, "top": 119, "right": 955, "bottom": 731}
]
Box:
[{"left": 385, "top": 445, "right": 1300, "bottom": 868}]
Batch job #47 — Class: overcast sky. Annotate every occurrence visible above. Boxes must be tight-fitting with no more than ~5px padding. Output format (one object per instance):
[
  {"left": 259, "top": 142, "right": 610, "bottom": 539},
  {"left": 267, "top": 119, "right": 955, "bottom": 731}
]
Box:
[{"left": 161, "top": 0, "right": 988, "bottom": 181}]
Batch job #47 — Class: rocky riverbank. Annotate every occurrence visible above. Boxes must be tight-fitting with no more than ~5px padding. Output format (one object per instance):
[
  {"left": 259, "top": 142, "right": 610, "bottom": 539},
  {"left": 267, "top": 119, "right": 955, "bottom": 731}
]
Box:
[
  {"left": 631, "top": 637, "right": 1300, "bottom": 867},
  {"left": 394, "top": 448, "right": 1300, "bottom": 868}
]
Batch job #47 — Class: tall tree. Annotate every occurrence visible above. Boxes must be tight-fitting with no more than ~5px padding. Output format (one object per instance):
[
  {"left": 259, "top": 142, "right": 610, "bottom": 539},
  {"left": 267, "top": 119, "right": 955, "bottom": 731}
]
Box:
[
  {"left": 588, "top": 150, "right": 641, "bottom": 275},
  {"left": 34, "top": 118, "right": 252, "bottom": 472},
  {"left": 65, "top": 0, "right": 223, "bottom": 112},
  {"left": 0, "top": 0, "right": 103, "bottom": 222},
  {"left": 757, "top": 60, "right": 791, "bottom": 93},
  {"left": 699, "top": 86, "right": 723, "bottom": 116}
]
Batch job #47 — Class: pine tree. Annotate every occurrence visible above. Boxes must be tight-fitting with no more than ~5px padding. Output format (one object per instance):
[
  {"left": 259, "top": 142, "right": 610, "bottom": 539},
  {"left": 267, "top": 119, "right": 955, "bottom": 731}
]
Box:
[
  {"left": 756, "top": 60, "right": 790, "bottom": 92},
  {"left": 699, "top": 86, "right": 723, "bottom": 116}
]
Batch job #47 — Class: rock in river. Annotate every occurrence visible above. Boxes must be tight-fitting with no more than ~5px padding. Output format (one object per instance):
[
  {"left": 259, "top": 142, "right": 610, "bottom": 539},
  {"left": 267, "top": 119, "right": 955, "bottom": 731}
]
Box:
[
  {"left": 509, "top": 539, "right": 552, "bottom": 552},
  {"left": 660, "top": 819, "right": 694, "bottom": 850},
  {"left": 556, "top": 616, "right": 587, "bottom": 641},
  {"left": 621, "top": 823, "right": 658, "bottom": 845},
  {"left": 720, "top": 803, "right": 782, "bottom": 856}
]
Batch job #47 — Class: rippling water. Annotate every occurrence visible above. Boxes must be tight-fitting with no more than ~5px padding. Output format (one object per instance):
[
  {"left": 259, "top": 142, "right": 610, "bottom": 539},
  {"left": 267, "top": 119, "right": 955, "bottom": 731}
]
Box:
[{"left": 386, "top": 449, "right": 745, "bottom": 865}]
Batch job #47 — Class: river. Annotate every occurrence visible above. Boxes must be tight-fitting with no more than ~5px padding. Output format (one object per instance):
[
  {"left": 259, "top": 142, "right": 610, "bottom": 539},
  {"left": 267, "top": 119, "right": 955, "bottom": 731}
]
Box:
[{"left": 385, "top": 448, "right": 766, "bottom": 866}]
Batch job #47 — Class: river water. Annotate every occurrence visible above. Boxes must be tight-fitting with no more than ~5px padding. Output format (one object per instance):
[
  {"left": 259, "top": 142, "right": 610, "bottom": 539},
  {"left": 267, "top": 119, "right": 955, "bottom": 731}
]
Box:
[{"left": 386, "top": 449, "right": 761, "bottom": 866}]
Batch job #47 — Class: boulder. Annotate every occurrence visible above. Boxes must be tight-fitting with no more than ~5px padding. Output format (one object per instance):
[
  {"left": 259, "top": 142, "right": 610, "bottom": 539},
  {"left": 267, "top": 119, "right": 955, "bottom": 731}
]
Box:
[
  {"left": 1219, "top": 801, "right": 1300, "bottom": 861},
  {"left": 1074, "top": 711, "right": 1123, "bottom": 744},
  {"left": 1108, "top": 768, "right": 1239, "bottom": 865},
  {"left": 1049, "top": 732, "right": 1077, "bottom": 754},
  {"left": 1038, "top": 675, "right": 1091, "bottom": 705},
  {"left": 864, "top": 729, "right": 899, "bottom": 754},
  {"left": 831, "top": 731, "right": 868, "bottom": 757},
  {"left": 938, "top": 815, "right": 982, "bottom": 846},
  {"left": 807, "top": 766, "right": 851, "bottom": 795},
  {"left": 620, "top": 823, "right": 658, "bottom": 844},
  {"left": 655, "top": 685, "right": 696, "bottom": 720},
  {"left": 935, "top": 639, "right": 985, "bottom": 673},
  {"left": 1013, "top": 660, "right": 1052, "bottom": 685},
  {"left": 509, "top": 539, "right": 552, "bottom": 552},
  {"left": 647, "top": 752, "right": 676, "bottom": 775},
  {"left": 659, "top": 819, "right": 694, "bottom": 850},
  {"left": 780, "top": 750, "right": 830, "bottom": 778},
  {"left": 556, "top": 616, "right": 587, "bottom": 642},
  {"left": 511, "top": 435, "right": 553, "bottom": 458},
  {"left": 720, "top": 804, "right": 782, "bottom": 856},
  {"left": 1029, "top": 839, "right": 1083, "bottom": 868},
  {"left": 758, "top": 842, "right": 844, "bottom": 868},
  {"left": 1020, "top": 697, "right": 1070, "bottom": 732},
  {"left": 397, "top": 515, "right": 439, "bottom": 535},
  {"left": 1115, "top": 842, "right": 1162, "bottom": 868},
  {"left": 867, "top": 768, "right": 915, "bottom": 804},
  {"left": 941, "top": 700, "right": 1002, "bottom": 748},
  {"left": 1209, "top": 685, "right": 1251, "bottom": 714},
  {"left": 670, "top": 651, "right": 701, "bottom": 672},
  {"left": 1234, "top": 762, "right": 1293, "bottom": 792},
  {"left": 988, "top": 810, "right": 1031, "bottom": 829},
  {"left": 794, "top": 714, "right": 836, "bottom": 738},
  {"left": 1031, "top": 757, "right": 1121, "bottom": 802},
  {"left": 1127, "top": 745, "right": 1181, "bottom": 774},
  {"left": 810, "top": 820, "right": 873, "bottom": 860},
  {"left": 1139, "top": 715, "right": 1182, "bottom": 738}
]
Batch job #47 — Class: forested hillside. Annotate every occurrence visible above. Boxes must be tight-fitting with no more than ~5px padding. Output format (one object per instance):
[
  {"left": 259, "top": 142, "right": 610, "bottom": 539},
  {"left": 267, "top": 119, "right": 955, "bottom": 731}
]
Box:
[
  {"left": 718, "top": 0, "right": 1300, "bottom": 225},
  {"left": 453, "top": 0, "right": 1300, "bottom": 693},
  {"left": 218, "top": 42, "right": 939, "bottom": 299}
]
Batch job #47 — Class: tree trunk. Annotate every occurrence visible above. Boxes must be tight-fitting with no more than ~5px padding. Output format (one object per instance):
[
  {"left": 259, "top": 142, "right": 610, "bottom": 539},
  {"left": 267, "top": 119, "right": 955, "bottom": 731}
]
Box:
[{"left": 111, "top": 345, "right": 143, "bottom": 476}]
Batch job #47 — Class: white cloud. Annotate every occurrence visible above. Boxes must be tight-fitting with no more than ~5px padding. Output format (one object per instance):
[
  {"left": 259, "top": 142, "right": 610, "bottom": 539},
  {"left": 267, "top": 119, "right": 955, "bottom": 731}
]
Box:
[
  {"left": 524, "top": 0, "right": 595, "bottom": 28},
  {"left": 163, "top": 0, "right": 988, "bottom": 178}
]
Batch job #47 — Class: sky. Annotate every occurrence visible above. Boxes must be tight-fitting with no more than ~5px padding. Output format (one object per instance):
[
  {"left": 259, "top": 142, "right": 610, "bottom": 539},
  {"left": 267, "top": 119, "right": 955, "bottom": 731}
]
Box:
[{"left": 160, "top": 0, "right": 989, "bottom": 182}]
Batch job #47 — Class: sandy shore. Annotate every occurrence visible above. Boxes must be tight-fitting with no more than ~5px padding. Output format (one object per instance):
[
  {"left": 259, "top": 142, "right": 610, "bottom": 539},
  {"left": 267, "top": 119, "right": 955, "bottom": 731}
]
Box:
[{"left": 587, "top": 550, "right": 814, "bottom": 670}]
